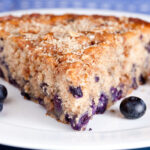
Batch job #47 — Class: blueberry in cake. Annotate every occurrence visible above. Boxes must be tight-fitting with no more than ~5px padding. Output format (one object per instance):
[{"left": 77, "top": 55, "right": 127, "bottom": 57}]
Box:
[{"left": 0, "top": 14, "right": 150, "bottom": 130}]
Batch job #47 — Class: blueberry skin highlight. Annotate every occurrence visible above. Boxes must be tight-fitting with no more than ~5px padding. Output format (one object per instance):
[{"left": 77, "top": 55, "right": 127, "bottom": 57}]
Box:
[{"left": 120, "top": 96, "right": 146, "bottom": 119}]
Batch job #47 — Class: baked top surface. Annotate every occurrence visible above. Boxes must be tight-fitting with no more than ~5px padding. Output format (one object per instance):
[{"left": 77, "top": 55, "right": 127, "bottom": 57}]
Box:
[
  {"left": 0, "top": 14, "right": 149, "bottom": 85},
  {"left": 0, "top": 14, "right": 148, "bottom": 59}
]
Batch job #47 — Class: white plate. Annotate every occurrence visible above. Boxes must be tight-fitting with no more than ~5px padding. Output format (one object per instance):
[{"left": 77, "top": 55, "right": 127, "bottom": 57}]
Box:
[{"left": 0, "top": 9, "right": 150, "bottom": 150}]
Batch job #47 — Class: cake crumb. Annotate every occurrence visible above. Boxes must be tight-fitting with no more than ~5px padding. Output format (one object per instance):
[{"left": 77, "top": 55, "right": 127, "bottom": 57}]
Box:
[
  {"left": 89, "top": 128, "right": 92, "bottom": 131},
  {"left": 110, "top": 109, "right": 116, "bottom": 113}
]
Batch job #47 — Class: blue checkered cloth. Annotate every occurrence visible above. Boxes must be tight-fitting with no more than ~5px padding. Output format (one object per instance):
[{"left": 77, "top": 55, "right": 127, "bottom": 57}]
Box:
[
  {"left": 0, "top": 0, "right": 150, "bottom": 150},
  {"left": 0, "top": 0, "right": 149, "bottom": 14}
]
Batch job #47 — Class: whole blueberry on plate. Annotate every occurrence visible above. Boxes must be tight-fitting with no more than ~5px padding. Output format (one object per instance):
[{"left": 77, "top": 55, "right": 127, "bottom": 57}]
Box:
[
  {"left": 0, "top": 84, "right": 7, "bottom": 103},
  {"left": 120, "top": 96, "right": 146, "bottom": 119},
  {"left": 0, "top": 103, "right": 3, "bottom": 111}
]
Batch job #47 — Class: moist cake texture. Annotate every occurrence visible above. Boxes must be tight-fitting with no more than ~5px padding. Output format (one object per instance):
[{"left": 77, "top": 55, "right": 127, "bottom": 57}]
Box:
[{"left": 0, "top": 14, "right": 150, "bottom": 130}]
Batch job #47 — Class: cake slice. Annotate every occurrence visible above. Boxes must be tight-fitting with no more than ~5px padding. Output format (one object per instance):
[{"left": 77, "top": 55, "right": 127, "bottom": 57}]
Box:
[{"left": 0, "top": 14, "right": 150, "bottom": 130}]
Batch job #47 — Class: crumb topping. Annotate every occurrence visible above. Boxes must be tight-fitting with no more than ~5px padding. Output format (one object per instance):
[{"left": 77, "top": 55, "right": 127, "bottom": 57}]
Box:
[{"left": 0, "top": 14, "right": 144, "bottom": 65}]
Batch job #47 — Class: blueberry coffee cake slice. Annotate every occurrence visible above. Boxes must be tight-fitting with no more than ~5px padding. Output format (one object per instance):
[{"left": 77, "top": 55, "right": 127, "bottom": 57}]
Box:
[{"left": 0, "top": 14, "right": 150, "bottom": 130}]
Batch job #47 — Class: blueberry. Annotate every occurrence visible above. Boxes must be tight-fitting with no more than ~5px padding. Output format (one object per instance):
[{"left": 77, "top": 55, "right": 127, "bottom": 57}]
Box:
[
  {"left": 145, "top": 41, "right": 150, "bottom": 53},
  {"left": 69, "top": 86, "right": 83, "bottom": 98},
  {"left": 70, "top": 113, "right": 90, "bottom": 130},
  {"left": 21, "top": 91, "right": 31, "bottom": 100},
  {"left": 36, "top": 97, "right": 44, "bottom": 106},
  {"left": 65, "top": 114, "right": 71, "bottom": 123},
  {"left": 95, "top": 76, "right": 99, "bottom": 82},
  {"left": 0, "top": 46, "right": 3, "bottom": 52},
  {"left": 0, "top": 57, "right": 9, "bottom": 71},
  {"left": 0, "top": 84, "right": 7, "bottom": 103},
  {"left": 96, "top": 93, "right": 108, "bottom": 114},
  {"left": 139, "top": 34, "right": 143, "bottom": 40},
  {"left": 131, "top": 77, "right": 138, "bottom": 89},
  {"left": 8, "top": 75, "right": 19, "bottom": 87},
  {"left": 40, "top": 82, "right": 48, "bottom": 95},
  {"left": 0, "top": 103, "right": 3, "bottom": 111},
  {"left": 131, "top": 64, "right": 136, "bottom": 73},
  {"left": 89, "top": 128, "right": 92, "bottom": 131},
  {"left": 120, "top": 96, "right": 146, "bottom": 119},
  {"left": 0, "top": 58, "right": 19, "bottom": 87},
  {"left": 139, "top": 74, "right": 146, "bottom": 85},
  {"left": 53, "top": 95, "right": 62, "bottom": 117},
  {"left": 91, "top": 100, "right": 97, "bottom": 115},
  {"left": 0, "top": 68, "right": 4, "bottom": 78},
  {"left": 110, "top": 87, "right": 122, "bottom": 101}
]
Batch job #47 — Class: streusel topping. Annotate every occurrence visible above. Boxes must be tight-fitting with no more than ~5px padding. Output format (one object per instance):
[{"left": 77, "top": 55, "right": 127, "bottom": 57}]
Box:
[{"left": 0, "top": 14, "right": 145, "bottom": 64}]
